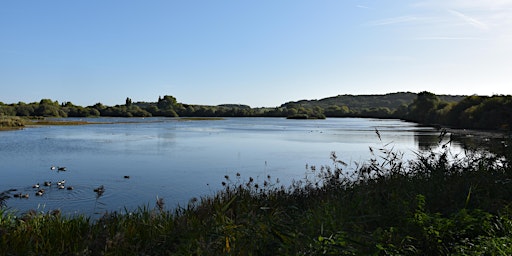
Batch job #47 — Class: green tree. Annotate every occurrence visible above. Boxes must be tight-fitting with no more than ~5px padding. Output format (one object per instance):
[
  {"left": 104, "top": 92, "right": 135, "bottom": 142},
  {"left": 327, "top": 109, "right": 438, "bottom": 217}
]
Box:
[
  {"left": 157, "top": 95, "right": 178, "bottom": 109},
  {"left": 145, "top": 105, "right": 159, "bottom": 116},
  {"left": 87, "top": 108, "right": 101, "bottom": 117},
  {"left": 325, "top": 105, "right": 350, "bottom": 117},
  {"left": 39, "top": 99, "right": 59, "bottom": 106},
  {"left": 35, "top": 103, "right": 60, "bottom": 117},
  {"left": 0, "top": 105, "right": 16, "bottom": 116},
  {"left": 445, "top": 95, "right": 485, "bottom": 128},
  {"left": 407, "top": 91, "right": 441, "bottom": 123}
]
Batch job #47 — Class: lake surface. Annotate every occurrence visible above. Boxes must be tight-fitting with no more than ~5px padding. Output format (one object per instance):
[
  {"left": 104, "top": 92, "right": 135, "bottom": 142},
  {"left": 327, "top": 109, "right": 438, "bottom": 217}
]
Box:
[{"left": 0, "top": 117, "right": 476, "bottom": 217}]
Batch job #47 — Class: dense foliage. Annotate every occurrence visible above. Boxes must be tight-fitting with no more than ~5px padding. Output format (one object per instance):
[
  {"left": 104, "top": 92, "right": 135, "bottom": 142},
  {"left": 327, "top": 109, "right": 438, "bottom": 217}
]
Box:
[
  {"left": 1, "top": 91, "right": 511, "bottom": 130},
  {"left": 1, "top": 134, "right": 512, "bottom": 255},
  {"left": 404, "top": 92, "right": 512, "bottom": 130},
  {"left": 0, "top": 116, "right": 24, "bottom": 130}
]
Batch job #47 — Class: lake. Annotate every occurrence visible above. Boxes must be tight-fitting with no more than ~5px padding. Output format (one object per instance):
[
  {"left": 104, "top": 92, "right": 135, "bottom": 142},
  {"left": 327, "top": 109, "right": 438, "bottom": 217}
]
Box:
[{"left": 0, "top": 117, "right": 476, "bottom": 217}]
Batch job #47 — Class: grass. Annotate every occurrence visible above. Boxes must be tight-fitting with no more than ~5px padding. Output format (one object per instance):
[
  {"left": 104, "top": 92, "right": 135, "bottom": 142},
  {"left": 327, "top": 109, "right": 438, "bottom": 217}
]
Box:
[
  {"left": 0, "top": 116, "right": 25, "bottom": 130},
  {"left": 0, "top": 116, "right": 102, "bottom": 129},
  {"left": 1, "top": 133, "right": 512, "bottom": 255}
]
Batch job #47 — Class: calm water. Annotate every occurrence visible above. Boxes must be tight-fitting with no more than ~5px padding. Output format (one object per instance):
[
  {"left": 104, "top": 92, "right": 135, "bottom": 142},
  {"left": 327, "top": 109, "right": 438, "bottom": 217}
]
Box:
[{"left": 0, "top": 117, "right": 468, "bottom": 216}]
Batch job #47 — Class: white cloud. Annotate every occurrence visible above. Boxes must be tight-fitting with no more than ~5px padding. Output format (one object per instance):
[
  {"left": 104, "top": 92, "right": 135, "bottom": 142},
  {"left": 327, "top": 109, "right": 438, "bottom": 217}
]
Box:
[
  {"left": 367, "top": 1, "right": 512, "bottom": 43},
  {"left": 448, "top": 9, "right": 488, "bottom": 30},
  {"left": 413, "top": 0, "right": 512, "bottom": 9},
  {"left": 412, "top": 0, "right": 512, "bottom": 28},
  {"left": 413, "top": 36, "right": 486, "bottom": 41},
  {"left": 366, "top": 15, "right": 420, "bottom": 26}
]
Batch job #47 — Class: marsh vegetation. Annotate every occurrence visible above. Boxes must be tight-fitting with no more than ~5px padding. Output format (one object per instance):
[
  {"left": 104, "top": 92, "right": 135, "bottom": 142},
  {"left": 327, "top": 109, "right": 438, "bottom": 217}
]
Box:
[
  {"left": 1, "top": 132, "right": 511, "bottom": 255},
  {"left": 0, "top": 116, "right": 25, "bottom": 130}
]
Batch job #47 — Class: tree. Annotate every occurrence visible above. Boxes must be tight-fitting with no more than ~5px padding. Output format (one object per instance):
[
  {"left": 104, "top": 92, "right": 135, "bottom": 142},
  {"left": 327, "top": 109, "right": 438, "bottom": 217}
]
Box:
[
  {"left": 35, "top": 104, "right": 60, "bottom": 117},
  {"left": 407, "top": 91, "right": 440, "bottom": 123},
  {"left": 445, "top": 95, "right": 486, "bottom": 128},
  {"left": 0, "top": 105, "right": 16, "bottom": 116},
  {"left": 39, "top": 99, "right": 59, "bottom": 106},
  {"left": 87, "top": 108, "right": 101, "bottom": 117},
  {"left": 157, "top": 95, "right": 178, "bottom": 109}
]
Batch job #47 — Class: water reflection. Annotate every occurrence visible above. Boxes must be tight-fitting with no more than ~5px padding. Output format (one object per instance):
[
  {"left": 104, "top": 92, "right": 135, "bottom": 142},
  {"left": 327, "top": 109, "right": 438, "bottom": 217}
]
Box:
[
  {"left": 449, "top": 132, "right": 511, "bottom": 157},
  {"left": 414, "top": 128, "right": 510, "bottom": 158},
  {"left": 414, "top": 132, "right": 442, "bottom": 151}
]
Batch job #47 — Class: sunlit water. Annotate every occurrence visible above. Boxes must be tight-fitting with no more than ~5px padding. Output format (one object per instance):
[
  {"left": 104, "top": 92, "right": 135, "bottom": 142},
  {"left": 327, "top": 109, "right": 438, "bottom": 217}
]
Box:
[{"left": 0, "top": 117, "right": 477, "bottom": 217}]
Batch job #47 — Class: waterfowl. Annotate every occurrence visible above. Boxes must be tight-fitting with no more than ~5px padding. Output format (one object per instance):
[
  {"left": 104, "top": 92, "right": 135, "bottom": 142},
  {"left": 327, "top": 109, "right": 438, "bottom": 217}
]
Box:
[
  {"left": 13, "top": 193, "right": 21, "bottom": 198},
  {"left": 35, "top": 189, "right": 45, "bottom": 196},
  {"left": 58, "top": 167, "right": 67, "bottom": 171},
  {"left": 21, "top": 194, "right": 29, "bottom": 199},
  {"left": 32, "top": 183, "right": 40, "bottom": 188},
  {"left": 58, "top": 185, "right": 65, "bottom": 189},
  {"left": 50, "top": 166, "right": 56, "bottom": 170},
  {"left": 66, "top": 186, "right": 74, "bottom": 190},
  {"left": 93, "top": 185, "right": 105, "bottom": 196},
  {"left": 44, "top": 181, "right": 52, "bottom": 186},
  {"left": 93, "top": 185, "right": 104, "bottom": 193},
  {"left": 124, "top": 175, "right": 130, "bottom": 179}
]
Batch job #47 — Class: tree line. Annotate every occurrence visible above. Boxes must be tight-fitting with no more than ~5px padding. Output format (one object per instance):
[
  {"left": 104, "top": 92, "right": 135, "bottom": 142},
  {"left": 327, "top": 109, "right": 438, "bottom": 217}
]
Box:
[
  {"left": 404, "top": 91, "right": 512, "bottom": 130},
  {"left": 1, "top": 92, "right": 511, "bottom": 130}
]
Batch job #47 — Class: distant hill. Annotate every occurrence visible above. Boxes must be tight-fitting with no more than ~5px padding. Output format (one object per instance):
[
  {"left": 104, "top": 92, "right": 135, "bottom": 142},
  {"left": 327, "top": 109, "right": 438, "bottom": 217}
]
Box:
[{"left": 281, "top": 92, "right": 465, "bottom": 111}]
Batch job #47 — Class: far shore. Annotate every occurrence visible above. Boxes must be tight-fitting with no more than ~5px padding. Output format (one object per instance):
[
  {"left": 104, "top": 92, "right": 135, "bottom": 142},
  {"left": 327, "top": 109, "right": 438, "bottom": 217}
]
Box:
[{"left": 1, "top": 116, "right": 510, "bottom": 140}]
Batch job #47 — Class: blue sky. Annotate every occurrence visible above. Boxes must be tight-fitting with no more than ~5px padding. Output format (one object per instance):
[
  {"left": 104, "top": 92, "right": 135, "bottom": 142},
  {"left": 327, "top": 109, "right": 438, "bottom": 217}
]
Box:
[{"left": 1, "top": 1, "right": 511, "bottom": 107}]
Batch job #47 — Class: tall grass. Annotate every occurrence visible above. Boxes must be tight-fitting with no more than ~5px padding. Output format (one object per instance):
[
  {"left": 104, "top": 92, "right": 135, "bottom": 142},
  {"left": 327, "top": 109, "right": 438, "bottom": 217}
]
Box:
[
  {"left": 1, "top": 134, "right": 512, "bottom": 255},
  {"left": 0, "top": 116, "right": 25, "bottom": 129}
]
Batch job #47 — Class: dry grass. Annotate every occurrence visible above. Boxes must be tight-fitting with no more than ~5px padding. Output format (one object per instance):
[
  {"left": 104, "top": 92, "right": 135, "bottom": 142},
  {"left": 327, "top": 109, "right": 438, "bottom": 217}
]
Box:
[{"left": 0, "top": 116, "right": 25, "bottom": 130}]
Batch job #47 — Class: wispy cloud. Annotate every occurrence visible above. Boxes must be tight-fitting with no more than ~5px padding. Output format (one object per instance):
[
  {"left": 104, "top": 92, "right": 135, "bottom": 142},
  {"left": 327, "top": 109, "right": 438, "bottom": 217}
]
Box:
[
  {"left": 413, "top": 36, "right": 486, "bottom": 41},
  {"left": 366, "top": 16, "right": 419, "bottom": 26},
  {"left": 448, "top": 9, "right": 489, "bottom": 30},
  {"left": 413, "top": 0, "right": 512, "bottom": 10},
  {"left": 363, "top": 0, "right": 512, "bottom": 44}
]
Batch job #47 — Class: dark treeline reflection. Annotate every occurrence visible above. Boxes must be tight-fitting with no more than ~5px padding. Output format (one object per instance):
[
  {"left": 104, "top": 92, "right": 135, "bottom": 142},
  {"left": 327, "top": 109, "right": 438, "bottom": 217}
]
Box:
[{"left": 415, "top": 129, "right": 511, "bottom": 157}]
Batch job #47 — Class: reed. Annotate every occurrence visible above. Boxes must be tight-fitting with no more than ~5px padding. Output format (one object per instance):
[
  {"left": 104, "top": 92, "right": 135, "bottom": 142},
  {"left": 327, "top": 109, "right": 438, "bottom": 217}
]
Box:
[
  {"left": 1, "top": 136, "right": 512, "bottom": 255},
  {"left": 0, "top": 116, "right": 25, "bottom": 130}
]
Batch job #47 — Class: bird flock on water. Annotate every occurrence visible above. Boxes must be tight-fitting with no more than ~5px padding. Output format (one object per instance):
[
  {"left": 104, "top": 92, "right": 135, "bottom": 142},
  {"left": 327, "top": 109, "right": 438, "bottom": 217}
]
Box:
[{"left": 5, "top": 165, "right": 114, "bottom": 199}]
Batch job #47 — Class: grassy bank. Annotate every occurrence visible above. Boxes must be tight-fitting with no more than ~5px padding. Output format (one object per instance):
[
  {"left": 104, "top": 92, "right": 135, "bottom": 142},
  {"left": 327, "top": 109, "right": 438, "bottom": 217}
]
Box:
[
  {"left": 27, "top": 120, "right": 94, "bottom": 126},
  {"left": 0, "top": 116, "right": 25, "bottom": 130},
  {"left": 1, "top": 138, "right": 512, "bottom": 255},
  {"left": 0, "top": 116, "right": 98, "bottom": 130}
]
